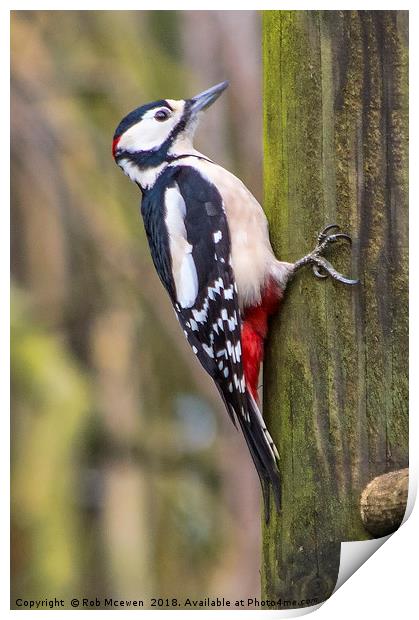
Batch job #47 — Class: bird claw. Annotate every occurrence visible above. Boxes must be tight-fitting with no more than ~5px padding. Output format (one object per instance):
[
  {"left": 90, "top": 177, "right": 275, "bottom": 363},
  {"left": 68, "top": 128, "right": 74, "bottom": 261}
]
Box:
[
  {"left": 293, "top": 224, "right": 359, "bottom": 286},
  {"left": 317, "top": 224, "right": 352, "bottom": 249},
  {"left": 311, "top": 255, "right": 359, "bottom": 285},
  {"left": 312, "top": 263, "right": 328, "bottom": 279},
  {"left": 317, "top": 223, "right": 340, "bottom": 244}
]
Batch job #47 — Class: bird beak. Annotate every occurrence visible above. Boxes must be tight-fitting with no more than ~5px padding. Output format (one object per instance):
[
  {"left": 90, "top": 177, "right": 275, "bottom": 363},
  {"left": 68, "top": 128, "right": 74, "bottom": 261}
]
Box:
[{"left": 188, "top": 81, "right": 229, "bottom": 115}]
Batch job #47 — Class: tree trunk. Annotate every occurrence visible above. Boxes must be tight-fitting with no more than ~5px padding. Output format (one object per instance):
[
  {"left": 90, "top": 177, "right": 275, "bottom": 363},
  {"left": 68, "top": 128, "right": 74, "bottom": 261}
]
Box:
[{"left": 262, "top": 10, "right": 408, "bottom": 607}]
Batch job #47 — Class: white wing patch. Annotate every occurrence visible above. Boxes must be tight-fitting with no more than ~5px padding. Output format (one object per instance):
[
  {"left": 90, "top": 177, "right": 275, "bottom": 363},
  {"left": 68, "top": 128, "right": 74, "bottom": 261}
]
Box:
[{"left": 164, "top": 184, "right": 198, "bottom": 308}]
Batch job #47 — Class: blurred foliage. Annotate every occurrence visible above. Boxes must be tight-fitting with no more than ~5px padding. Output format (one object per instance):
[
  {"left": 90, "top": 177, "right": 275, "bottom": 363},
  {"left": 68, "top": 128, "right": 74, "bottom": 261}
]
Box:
[
  {"left": 11, "top": 10, "right": 262, "bottom": 607},
  {"left": 12, "top": 289, "right": 90, "bottom": 597}
]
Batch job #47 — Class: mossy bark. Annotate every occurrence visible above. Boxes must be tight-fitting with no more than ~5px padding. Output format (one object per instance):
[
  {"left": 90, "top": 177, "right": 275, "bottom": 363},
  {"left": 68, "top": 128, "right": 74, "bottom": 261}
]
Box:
[{"left": 262, "top": 11, "right": 408, "bottom": 606}]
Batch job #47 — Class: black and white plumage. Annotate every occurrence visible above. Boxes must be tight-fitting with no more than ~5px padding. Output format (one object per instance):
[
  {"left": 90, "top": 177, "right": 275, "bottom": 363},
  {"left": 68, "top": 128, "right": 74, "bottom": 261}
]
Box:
[
  {"left": 143, "top": 164, "right": 280, "bottom": 517},
  {"left": 113, "top": 81, "right": 284, "bottom": 519}
]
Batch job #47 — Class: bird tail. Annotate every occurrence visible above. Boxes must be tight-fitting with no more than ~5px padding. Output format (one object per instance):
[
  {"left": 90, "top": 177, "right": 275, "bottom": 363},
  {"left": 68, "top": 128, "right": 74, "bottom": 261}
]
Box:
[{"left": 237, "top": 390, "right": 281, "bottom": 523}]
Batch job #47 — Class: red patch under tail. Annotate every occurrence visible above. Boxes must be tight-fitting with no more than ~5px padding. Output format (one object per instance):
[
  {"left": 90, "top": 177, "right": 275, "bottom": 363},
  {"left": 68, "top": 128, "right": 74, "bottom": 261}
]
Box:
[{"left": 241, "top": 279, "right": 283, "bottom": 401}]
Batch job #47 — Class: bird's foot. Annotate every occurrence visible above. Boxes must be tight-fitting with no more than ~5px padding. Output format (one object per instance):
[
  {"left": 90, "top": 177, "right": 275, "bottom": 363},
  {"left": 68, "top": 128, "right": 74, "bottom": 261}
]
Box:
[{"left": 292, "top": 224, "right": 359, "bottom": 286}]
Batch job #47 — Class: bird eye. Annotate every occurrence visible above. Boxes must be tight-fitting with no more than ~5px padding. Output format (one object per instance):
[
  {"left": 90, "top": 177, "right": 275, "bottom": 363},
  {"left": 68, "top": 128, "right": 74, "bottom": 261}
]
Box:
[{"left": 154, "top": 109, "right": 170, "bottom": 122}]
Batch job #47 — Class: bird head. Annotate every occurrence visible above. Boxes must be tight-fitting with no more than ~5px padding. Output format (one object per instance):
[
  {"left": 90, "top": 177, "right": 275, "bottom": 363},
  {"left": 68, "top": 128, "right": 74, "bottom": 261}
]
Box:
[{"left": 112, "top": 81, "right": 229, "bottom": 186}]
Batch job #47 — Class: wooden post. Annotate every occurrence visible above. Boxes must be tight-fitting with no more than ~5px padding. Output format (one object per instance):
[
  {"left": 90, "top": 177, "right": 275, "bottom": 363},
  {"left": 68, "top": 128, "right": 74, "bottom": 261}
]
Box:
[{"left": 262, "top": 11, "right": 408, "bottom": 606}]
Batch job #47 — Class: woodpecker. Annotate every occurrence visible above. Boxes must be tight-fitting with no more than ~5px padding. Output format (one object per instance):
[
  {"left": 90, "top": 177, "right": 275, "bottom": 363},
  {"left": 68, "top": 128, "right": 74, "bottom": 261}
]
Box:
[{"left": 113, "top": 81, "right": 357, "bottom": 520}]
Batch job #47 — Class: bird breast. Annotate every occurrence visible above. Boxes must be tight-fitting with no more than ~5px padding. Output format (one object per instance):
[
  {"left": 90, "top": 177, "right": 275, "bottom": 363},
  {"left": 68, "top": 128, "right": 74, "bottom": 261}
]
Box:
[{"left": 171, "top": 157, "right": 279, "bottom": 309}]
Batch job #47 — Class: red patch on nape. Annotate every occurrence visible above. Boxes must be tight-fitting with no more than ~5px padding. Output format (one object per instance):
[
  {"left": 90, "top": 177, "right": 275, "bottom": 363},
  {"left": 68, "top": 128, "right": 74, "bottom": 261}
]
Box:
[
  {"left": 112, "top": 136, "right": 121, "bottom": 158},
  {"left": 241, "top": 279, "right": 284, "bottom": 401}
]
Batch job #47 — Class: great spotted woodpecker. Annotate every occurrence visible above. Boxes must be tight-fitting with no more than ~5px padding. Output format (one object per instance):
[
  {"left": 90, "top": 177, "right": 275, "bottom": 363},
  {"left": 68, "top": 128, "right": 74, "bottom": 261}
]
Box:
[{"left": 113, "top": 81, "right": 357, "bottom": 519}]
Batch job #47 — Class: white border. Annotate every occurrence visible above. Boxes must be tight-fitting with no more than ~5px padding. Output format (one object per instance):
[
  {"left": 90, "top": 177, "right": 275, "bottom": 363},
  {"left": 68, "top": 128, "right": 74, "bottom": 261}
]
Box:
[
  {"left": 5, "top": 4, "right": 416, "bottom": 619},
  {"left": 4, "top": 2, "right": 415, "bottom": 10}
]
